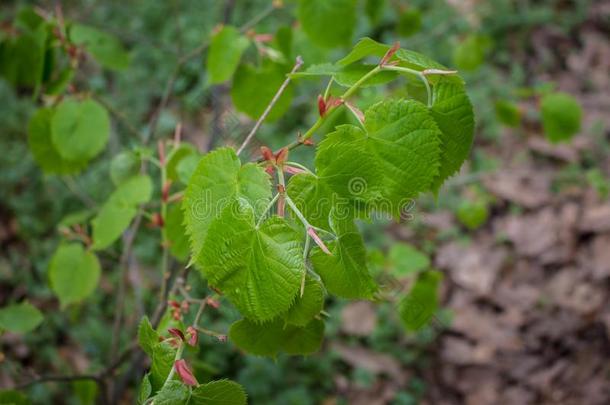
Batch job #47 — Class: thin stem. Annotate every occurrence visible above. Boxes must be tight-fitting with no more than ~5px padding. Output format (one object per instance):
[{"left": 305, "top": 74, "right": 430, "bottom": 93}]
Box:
[
  {"left": 236, "top": 56, "right": 304, "bottom": 156},
  {"left": 300, "top": 235, "right": 311, "bottom": 296},
  {"left": 381, "top": 65, "right": 432, "bottom": 107},
  {"left": 341, "top": 65, "right": 381, "bottom": 99},
  {"left": 256, "top": 193, "right": 280, "bottom": 227},
  {"left": 284, "top": 195, "right": 310, "bottom": 229},
  {"left": 163, "top": 344, "right": 184, "bottom": 385}
]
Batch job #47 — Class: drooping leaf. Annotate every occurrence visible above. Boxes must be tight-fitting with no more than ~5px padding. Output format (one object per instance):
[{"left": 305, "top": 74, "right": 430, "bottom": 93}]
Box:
[
  {"left": 165, "top": 204, "right": 190, "bottom": 262},
  {"left": 28, "top": 108, "right": 86, "bottom": 174},
  {"left": 150, "top": 341, "right": 177, "bottom": 392},
  {"left": 137, "top": 316, "right": 158, "bottom": 358},
  {"left": 206, "top": 25, "right": 250, "bottom": 85},
  {"left": 153, "top": 380, "right": 189, "bottom": 405},
  {"left": 0, "top": 23, "right": 47, "bottom": 88},
  {"left": 297, "top": 0, "right": 356, "bottom": 48},
  {"left": 51, "top": 98, "right": 110, "bottom": 162},
  {"left": 540, "top": 92, "right": 582, "bottom": 143},
  {"left": 183, "top": 147, "right": 270, "bottom": 259},
  {"left": 310, "top": 216, "right": 377, "bottom": 299},
  {"left": 429, "top": 79, "right": 475, "bottom": 191},
  {"left": 388, "top": 243, "right": 429, "bottom": 276},
  {"left": 200, "top": 202, "right": 304, "bottom": 321},
  {"left": 229, "top": 318, "right": 324, "bottom": 357},
  {"left": 70, "top": 24, "right": 130, "bottom": 70},
  {"left": 230, "top": 62, "right": 294, "bottom": 122},
  {"left": 48, "top": 243, "right": 101, "bottom": 308},
  {"left": 190, "top": 379, "right": 247, "bottom": 405},
  {"left": 399, "top": 270, "right": 442, "bottom": 331},
  {"left": 286, "top": 276, "right": 325, "bottom": 326},
  {"left": 92, "top": 175, "right": 152, "bottom": 250},
  {"left": 0, "top": 302, "right": 43, "bottom": 334}
]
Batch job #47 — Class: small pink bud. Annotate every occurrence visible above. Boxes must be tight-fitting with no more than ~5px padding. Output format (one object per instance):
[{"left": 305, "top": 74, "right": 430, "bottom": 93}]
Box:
[
  {"left": 275, "top": 147, "right": 288, "bottom": 165},
  {"left": 186, "top": 326, "right": 198, "bottom": 346},
  {"left": 318, "top": 95, "right": 327, "bottom": 117},
  {"left": 168, "top": 328, "right": 185, "bottom": 341},
  {"left": 284, "top": 165, "right": 304, "bottom": 175},
  {"left": 260, "top": 146, "right": 274, "bottom": 162},
  {"left": 380, "top": 41, "right": 400, "bottom": 66},
  {"left": 206, "top": 297, "right": 220, "bottom": 309},
  {"left": 307, "top": 227, "right": 331, "bottom": 255},
  {"left": 217, "top": 335, "right": 227, "bottom": 343},
  {"left": 174, "top": 359, "right": 198, "bottom": 386}
]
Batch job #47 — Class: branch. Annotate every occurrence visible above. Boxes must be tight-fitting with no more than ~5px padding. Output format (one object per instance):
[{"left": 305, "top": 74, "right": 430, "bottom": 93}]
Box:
[{"left": 236, "top": 56, "right": 304, "bottom": 156}]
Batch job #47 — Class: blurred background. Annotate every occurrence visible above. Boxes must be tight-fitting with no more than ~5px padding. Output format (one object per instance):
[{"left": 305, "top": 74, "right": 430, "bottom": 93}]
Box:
[{"left": 1, "top": 0, "right": 609, "bottom": 404}]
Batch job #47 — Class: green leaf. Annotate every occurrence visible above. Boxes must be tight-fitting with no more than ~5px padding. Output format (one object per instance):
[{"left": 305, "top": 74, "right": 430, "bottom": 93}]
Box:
[
  {"left": 166, "top": 204, "right": 190, "bottom": 262},
  {"left": 206, "top": 25, "right": 250, "bottom": 85},
  {"left": 92, "top": 175, "right": 152, "bottom": 250},
  {"left": 429, "top": 79, "right": 475, "bottom": 191},
  {"left": 286, "top": 276, "right": 324, "bottom": 326},
  {"left": 397, "top": 9, "right": 422, "bottom": 38},
  {"left": 0, "top": 390, "right": 30, "bottom": 405},
  {"left": 167, "top": 144, "right": 197, "bottom": 182},
  {"left": 456, "top": 199, "right": 489, "bottom": 230},
  {"left": 48, "top": 243, "right": 101, "bottom": 308},
  {"left": 540, "top": 92, "right": 582, "bottom": 143},
  {"left": 286, "top": 173, "right": 335, "bottom": 230},
  {"left": 70, "top": 24, "right": 130, "bottom": 71},
  {"left": 200, "top": 202, "right": 305, "bottom": 321},
  {"left": 495, "top": 100, "right": 521, "bottom": 128},
  {"left": 310, "top": 217, "right": 377, "bottom": 299},
  {"left": 137, "top": 374, "right": 152, "bottom": 405},
  {"left": 0, "top": 24, "right": 47, "bottom": 88},
  {"left": 399, "top": 270, "right": 442, "bottom": 331},
  {"left": 297, "top": 0, "right": 356, "bottom": 48},
  {"left": 176, "top": 154, "right": 201, "bottom": 185},
  {"left": 110, "top": 151, "right": 141, "bottom": 186},
  {"left": 229, "top": 318, "right": 324, "bottom": 357},
  {"left": 150, "top": 341, "right": 177, "bottom": 392},
  {"left": 51, "top": 98, "right": 110, "bottom": 162},
  {"left": 388, "top": 243, "right": 429, "bottom": 276},
  {"left": 137, "top": 316, "right": 158, "bottom": 358},
  {"left": 230, "top": 62, "right": 294, "bottom": 122},
  {"left": 183, "top": 147, "right": 271, "bottom": 260},
  {"left": 153, "top": 380, "right": 189, "bottom": 405},
  {"left": 190, "top": 380, "right": 247, "bottom": 405},
  {"left": 316, "top": 99, "right": 443, "bottom": 215},
  {"left": 0, "top": 302, "right": 43, "bottom": 334},
  {"left": 452, "top": 34, "right": 489, "bottom": 72},
  {"left": 28, "top": 108, "right": 86, "bottom": 174}
]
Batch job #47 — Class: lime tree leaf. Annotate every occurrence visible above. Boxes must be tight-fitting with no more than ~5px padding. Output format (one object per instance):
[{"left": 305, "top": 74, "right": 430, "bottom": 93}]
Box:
[
  {"left": 287, "top": 173, "right": 335, "bottom": 230},
  {"left": 429, "top": 79, "right": 475, "bottom": 191},
  {"left": 190, "top": 380, "right": 247, "bottom": 405},
  {"left": 0, "top": 302, "right": 43, "bottom": 333},
  {"left": 58, "top": 209, "right": 94, "bottom": 229},
  {"left": 28, "top": 108, "right": 87, "bottom": 174},
  {"left": 0, "top": 24, "right": 47, "bottom": 88},
  {"left": 399, "top": 270, "right": 442, "bottom": 331},
  {"left": 92, "top": 175, "right": 152, "bottom": 250},
  {"left": 200, "top": 202, "right": 304, "bottom": 321},
  {"left": 137, "top": 374, "right": 152, "bottom": 405},
  {"left": 388, "top": 243, "right": 429, "bottom": 276},
  {"left": 540, "top": 92, "right": 582, "bottom": 143},
  {"left": 286, "top": 276, "right": 324, "bottom": 326},
  {"left": 230, "top": 62, "right": 294, "bottom": 122},
  {"left": 176, "top": 154, "right": 201, "bottom": 185},
  {"left": 495, "top": 100, "right": 521, "bottom": 127},
  {"left": 229, "top": 318, "right": 324, "bottom": 357},
  {"left": 297, "top": 0, "right": 356, "bottom": 48},
  {"left": 70, "top": 24, "right": 130, "bottom": 70},
  {"left": 207, "top": 25, "right": 250, "bottom": 85},
  {"left": 0, "top": 390, "right": 30, "bottom": 405},
  {"left": 183, "top": 147, "right": 270, "bottom": 259},
  {"left": 153, "top": 381, "right": 189, "bottom": 405},
  {"left": 51, "top": 98, "right": 110, "bottom": 162},
  {"left": 166, "top": 204, "right": 189, "bottom": 262},
  {"left": 137, "top": 316, "right": 158, "bottom": 357},
  {"left": 166, "top": 144, "right": 197, "bottom": 182},
  {"left": 397, "top": 9, "right": 422, "bottom": 38},
  {"left": 310, "top": 217, "right": 377, "bottom": 299},
  {"left": 110, "top": 151, "right": 140, "bottom": 186},
  {"left": 150, "top": 341, "right": 176, "bottom": 392},
  {"left": 316, "top": 99, "right": 442, "bottom": 216},
  {"left": 48, "top": 243, "right": 101, "bottom": 308}
]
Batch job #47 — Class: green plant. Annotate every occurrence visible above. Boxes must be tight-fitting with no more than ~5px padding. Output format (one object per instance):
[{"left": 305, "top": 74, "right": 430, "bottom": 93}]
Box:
[{"left": 0, "top": 3, "right": 474, "bottom": 404}]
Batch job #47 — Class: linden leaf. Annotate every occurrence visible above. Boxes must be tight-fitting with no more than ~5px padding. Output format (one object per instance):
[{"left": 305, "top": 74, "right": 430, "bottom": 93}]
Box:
[
  {"left": 200, "top": 201, "right": 305, "bottom": 321},
  {"left": 190, "top": 380, "right": 247, "bottom": 405},
  {"left": 286, "top": 276, "right": 325, "bottom": 326},
  {"left": 206, "top": 25, "right": 250, "bottom": 85},
  {"left": 0, "top": 302, "right": 43, "bottom": 334}
]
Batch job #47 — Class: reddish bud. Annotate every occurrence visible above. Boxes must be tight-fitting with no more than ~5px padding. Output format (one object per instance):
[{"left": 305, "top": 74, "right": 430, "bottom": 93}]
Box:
[
  {"left": 150, "top": 212, "right": 164, "bottom": 228},
  {"left": 284, "top": 165, "right": 304, "bottom": 175},
  {"left": 186, "top": 326, "right": 198, "bottom": 346},
  {"left": 307, "top": 227, "right": 331, "bottom": 255},
  {"left": 275, "top": 147, "right": 289, "bottom": 165},
  {"left": 260, "top": 146, "right": 274, "bottom": 162},
  {"left": 217, "top": 335, "right": 227, "bottom": 343},
  {"left": 174, "top": 359, "right": 198, "bottom": 386},
  {"left": 317, "top": 95, "right": 327, "bottom": 117},
  {"left": 168, "top": 300, "right": 181, "bottom": 309},
  {"left": 380, "top": 41, "right": 400, "bottom": 67},
  {"left": 206, "top": 297, "right": 221, "bottom": 309},
  {"left": 265, "top": 166, "right": 275, "bottom": 175},
  {"left": 326, "top": 96, "right": 344, "bottom": 110},
  {"left": 168, "top": 328, "right": 185, "bottom": 341},
  {"left": 302, "top": 139, "right": 314, "bottom": 146}
]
